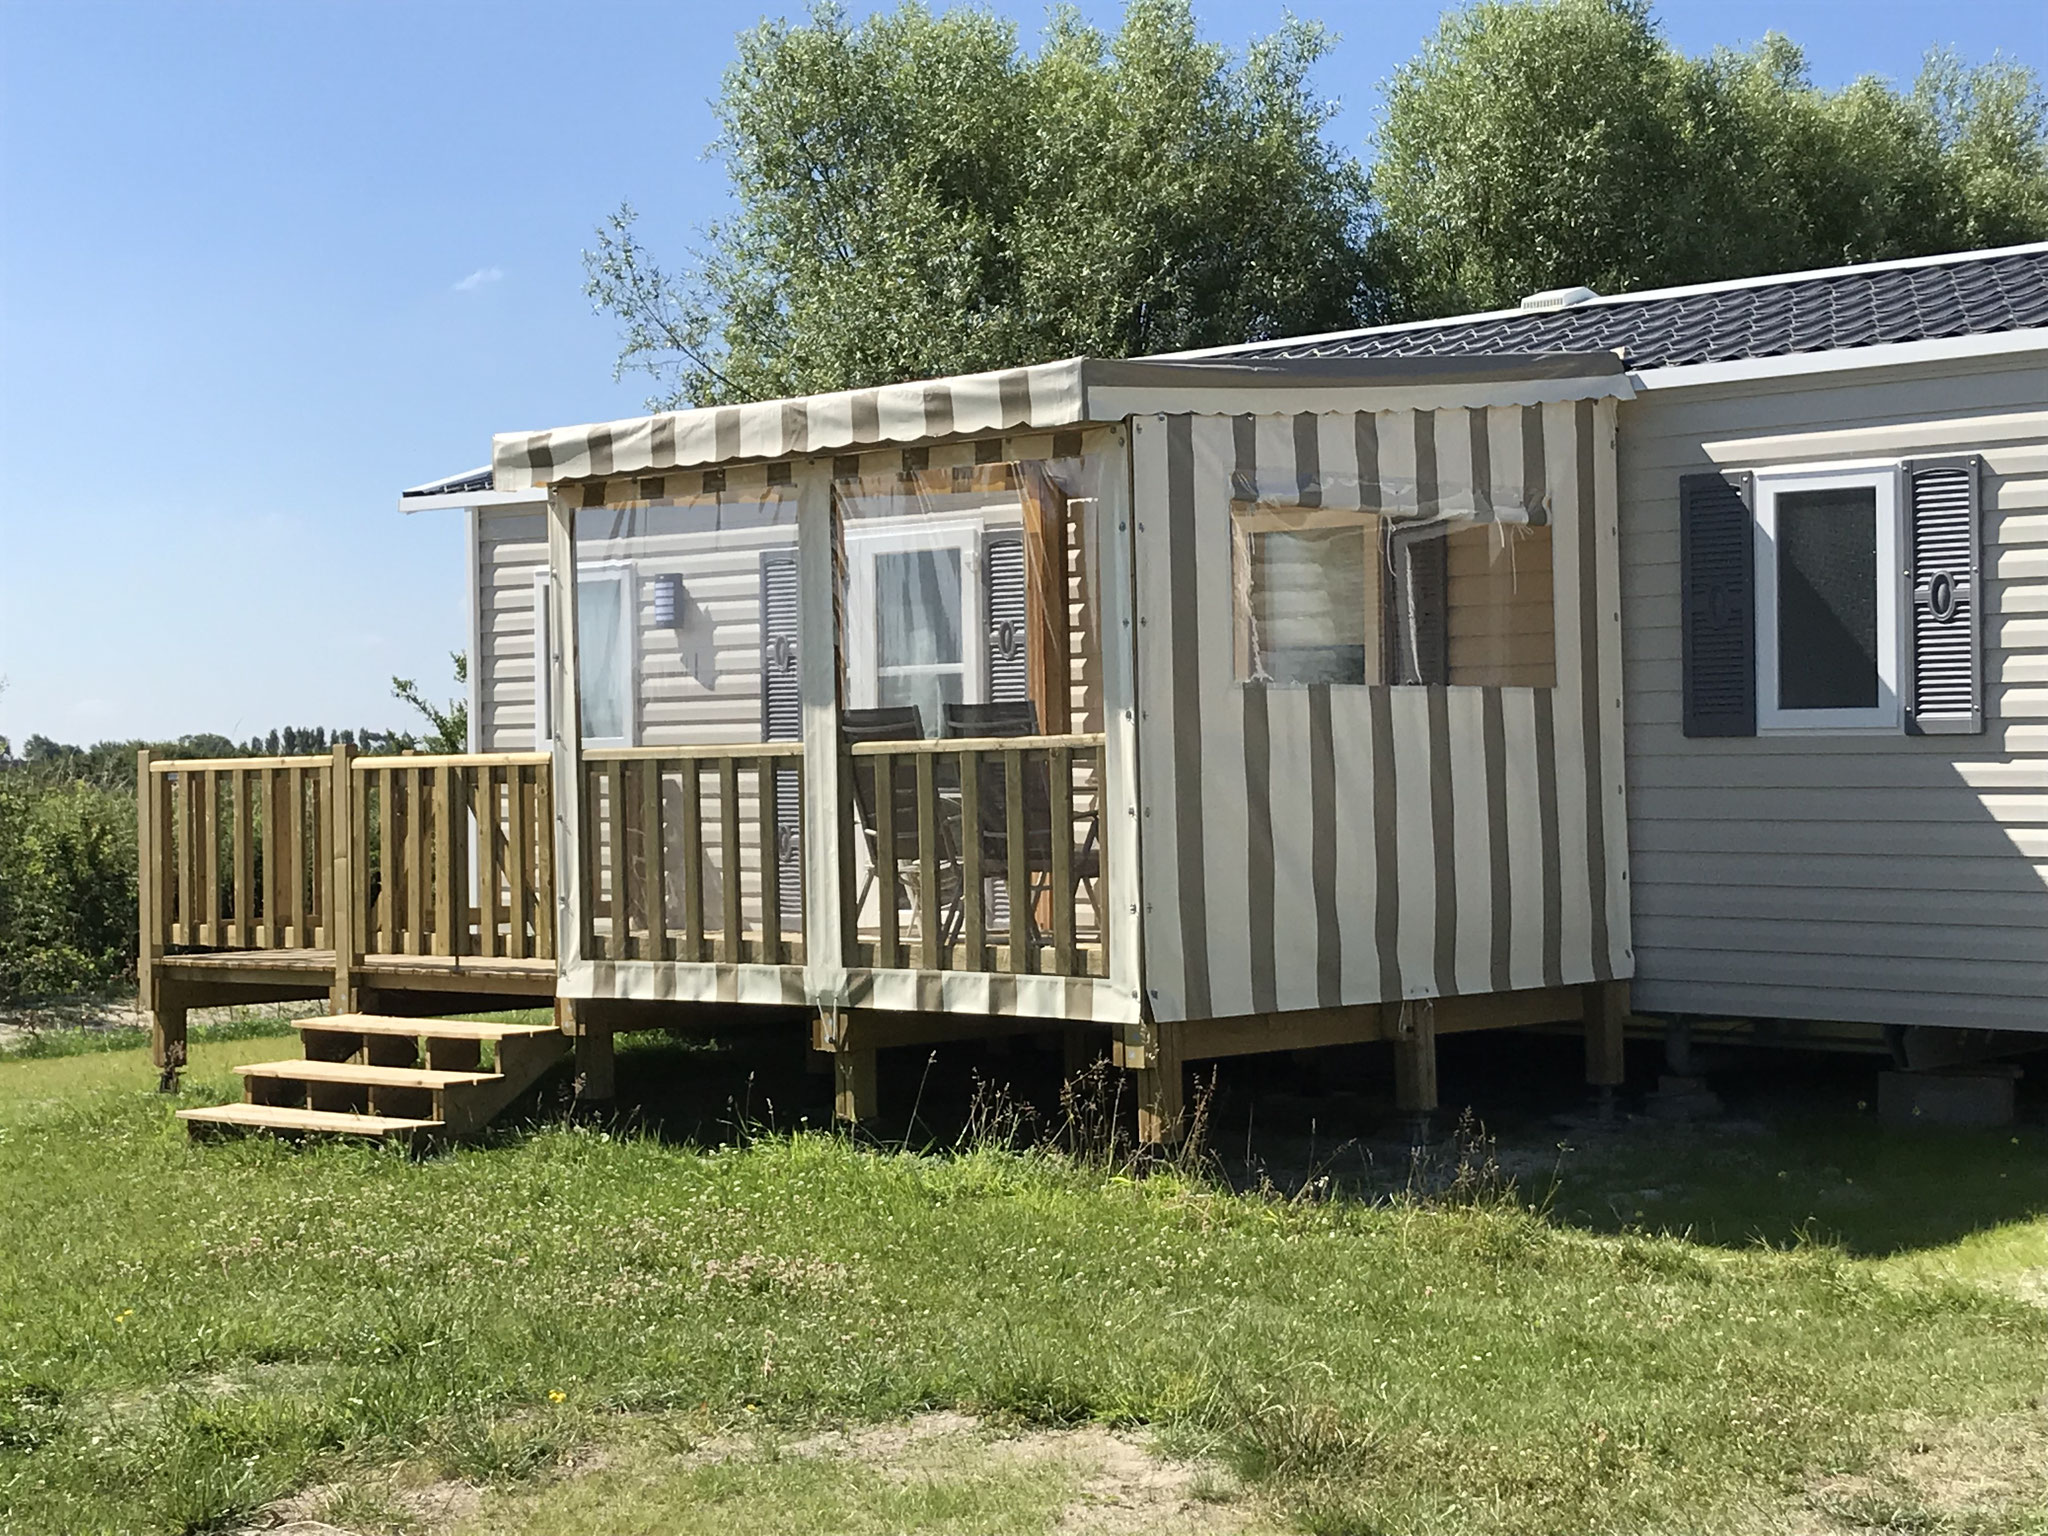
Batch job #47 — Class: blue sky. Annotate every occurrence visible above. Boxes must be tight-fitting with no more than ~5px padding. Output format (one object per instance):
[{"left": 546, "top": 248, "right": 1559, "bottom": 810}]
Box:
[{"left": 2, "top": 0, "right": 2043, "bottom": 745}]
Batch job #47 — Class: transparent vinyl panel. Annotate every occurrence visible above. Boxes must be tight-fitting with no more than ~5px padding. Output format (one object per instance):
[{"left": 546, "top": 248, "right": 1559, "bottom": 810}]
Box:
[
  {"left": 563, "top": 484, "right": 805, "bottom": 966},
  {"left": 1232, "top": 505, "right": 1556, "bottom": 689},
  {"left": 832, "top": 448, "right": 1110, "bottom": 977}
]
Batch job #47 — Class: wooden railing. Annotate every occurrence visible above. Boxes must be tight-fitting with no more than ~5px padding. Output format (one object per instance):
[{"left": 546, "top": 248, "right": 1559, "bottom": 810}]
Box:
[
  {"left": 141, "top": 754, "right": 333, "bottom": 952},
  {"left": 580, "top": 745, "right": 806, "bottom": 965},
  {"left": 352, "top": 754, "right": 555, "bottom": 960},
  {"left": 845, "top": 733, "right": 1106, "bottom": 978},
  {"left": 140, "top": 735, "right": 1103, "bottom": 982}
]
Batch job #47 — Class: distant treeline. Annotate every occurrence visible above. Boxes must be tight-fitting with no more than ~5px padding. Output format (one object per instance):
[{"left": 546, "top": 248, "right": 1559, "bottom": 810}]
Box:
[{"left": 0, "top": 724, "right": 415, "bottom": 1006}]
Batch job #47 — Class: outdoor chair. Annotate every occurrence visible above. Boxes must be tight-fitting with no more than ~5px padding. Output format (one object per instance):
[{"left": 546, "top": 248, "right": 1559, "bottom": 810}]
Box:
[
  {"left": 842, "top": 706, "right": 960, "bottom": 942},
  {"left": 939, "top": 701, "right": 1101, "bottom": 946}
]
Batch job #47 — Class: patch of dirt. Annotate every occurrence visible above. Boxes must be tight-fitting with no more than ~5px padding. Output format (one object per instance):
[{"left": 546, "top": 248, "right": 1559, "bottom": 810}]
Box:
[
  {"left": 0, "top": 995, "right": 326, "bottom": 1051},
  {"left": 1792, "top": 1404, "right": 2048, "bottom": 1533},
  {"left": 257, "top": 1469, "right": 482, "bottom": 1536},
  {"left": 776, "top": 1411, "right": 1257, "bottom": 1535}
]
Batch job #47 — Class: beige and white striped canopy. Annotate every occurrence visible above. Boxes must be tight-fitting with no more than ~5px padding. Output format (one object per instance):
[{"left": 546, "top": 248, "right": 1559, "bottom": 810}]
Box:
[{"left": 492, "top": 353, "right": 1633, "bottom": 491}]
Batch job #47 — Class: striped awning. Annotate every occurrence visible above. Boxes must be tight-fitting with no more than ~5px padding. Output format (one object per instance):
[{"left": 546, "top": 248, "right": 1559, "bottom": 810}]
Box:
[{"left": 491, "top": 353, "right": 1633, "bottom": 492}]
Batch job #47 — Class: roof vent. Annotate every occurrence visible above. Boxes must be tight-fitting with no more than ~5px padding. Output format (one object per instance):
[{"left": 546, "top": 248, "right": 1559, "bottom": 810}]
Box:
[{"left": 1520, "top": 285, "right": 1599, "bottom": 312}]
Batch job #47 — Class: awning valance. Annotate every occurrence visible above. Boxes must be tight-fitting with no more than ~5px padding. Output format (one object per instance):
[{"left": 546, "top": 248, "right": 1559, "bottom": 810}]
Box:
[{"left": 491, "top": 352, "right": 1632, "bottom": 492}]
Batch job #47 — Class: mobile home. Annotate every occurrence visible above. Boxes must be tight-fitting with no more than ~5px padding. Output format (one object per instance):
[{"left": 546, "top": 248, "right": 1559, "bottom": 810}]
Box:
[{"left": 150, "top": 243, "right": 2048, "bottom": 1142}]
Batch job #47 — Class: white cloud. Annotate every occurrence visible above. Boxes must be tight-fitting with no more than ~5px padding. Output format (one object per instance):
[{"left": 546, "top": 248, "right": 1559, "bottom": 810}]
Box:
[{"left": 453, "top": 266, "right": 504, "bottom": 293}]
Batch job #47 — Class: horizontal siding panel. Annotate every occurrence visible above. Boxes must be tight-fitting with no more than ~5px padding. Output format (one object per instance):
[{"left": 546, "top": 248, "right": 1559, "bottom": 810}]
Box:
[
  {"left": 1632, "top": 879, "right": 2048, "bottom": 929},
  {"left": 1629, "top": 785, "right": 2047, "bottom": 825},
  {"left": 1629, "top": 977, "right": 2048, "bottom": 1033},
  {"left": 1633, "top": 913, "right": 2048, "bottom": 966},
  {"left": 1627, "top": 755, "right": 2045, "bottom": 791},
  {"left": 1633, "top": 944, "right": 2048, "bottom": 1002},
  {"left": 1631, "top": 848, "right": 2048, "bottom": 894},
  {"left": 1631, "top": 818, "right": 2048, "bottom": 859}
]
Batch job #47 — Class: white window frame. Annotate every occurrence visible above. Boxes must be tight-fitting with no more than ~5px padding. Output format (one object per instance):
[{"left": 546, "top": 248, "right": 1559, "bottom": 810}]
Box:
[
  {"left": 533, "top": 562, "right": 639, "bottom": 751},
  {"left": 842, "top": 516, "right": 988, "bottom": 715},
  {"left": 1753, "top": 463, "right": 1902, "bottom": 734}
]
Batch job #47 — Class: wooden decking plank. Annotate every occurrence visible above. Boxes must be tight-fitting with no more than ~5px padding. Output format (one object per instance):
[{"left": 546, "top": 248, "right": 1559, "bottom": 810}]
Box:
[
  {"left": 234, "top": 1059, "right": 498, "bottom": 1089},
  {"left": 296, "top": 1014, "right": 560, "bottom": 1042},
  {"left": 176, "top": 1103, "right": 440, "bottom": 1135}
]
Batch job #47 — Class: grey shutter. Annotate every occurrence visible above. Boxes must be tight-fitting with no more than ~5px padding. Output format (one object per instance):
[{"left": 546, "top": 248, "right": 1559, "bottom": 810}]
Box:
[
  {"left": 1904, "top": 456, "right": 1984, "bottom": 735},
  {"left": 758, "top": 550, "right": 803, "bottom": 928},
  {"left": 984, "top": 532, "right": 1028, "bottom": 702},
  {"left": 1680, "top": 472, "right": 1756, "bottom": 738},
  {"left": 1384, "top": 525, "right": 1448, "bottom": 685}
]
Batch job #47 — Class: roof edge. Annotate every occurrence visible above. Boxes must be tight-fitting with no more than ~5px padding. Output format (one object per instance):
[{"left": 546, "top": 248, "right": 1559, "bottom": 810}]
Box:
[{"left": 1166, "top": 241, "right": 2048, "bottom": 362}]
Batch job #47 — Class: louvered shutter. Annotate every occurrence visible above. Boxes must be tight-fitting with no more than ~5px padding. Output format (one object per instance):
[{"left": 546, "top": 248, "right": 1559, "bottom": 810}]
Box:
[
  {"left": 984, "top": 533, "right": 1029, "bottom": 702},
  {"left": 758, "top": 550, "right": 803, "bottom": 927},
  {"left": 1904, "top": 456, "right": 1985, "bottom": 735},
  {"left": 1680, "top": 472, "right": 1756, "bottom": 738},
  {"left": 1385, "top": 525, "right": 1448, "bottom": 685}
]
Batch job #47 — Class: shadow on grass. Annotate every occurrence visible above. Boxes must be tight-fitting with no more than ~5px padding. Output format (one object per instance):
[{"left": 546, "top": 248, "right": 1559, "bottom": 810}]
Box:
[{"left": 507, "top": 1020, "right": 2048, "bottom": 1263}]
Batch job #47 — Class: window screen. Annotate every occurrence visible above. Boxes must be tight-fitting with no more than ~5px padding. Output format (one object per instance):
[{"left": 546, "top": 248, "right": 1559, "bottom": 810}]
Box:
[
  {"left": 1233, "top": 508, "right": 1554, "bottom": 688},
  {"left": 1775, "top": 486, "right": 1879, "bottom": 711}
]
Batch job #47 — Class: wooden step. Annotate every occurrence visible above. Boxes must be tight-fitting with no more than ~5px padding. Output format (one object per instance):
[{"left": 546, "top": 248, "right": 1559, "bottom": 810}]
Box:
[
  {"left": 176, "top": 1103, "right": 441, "bottom": 1137},
  {"left": 234, "top": 1059, "right": 500, "bottom": 1090},
  {"left": 296, "top": 1014, "right": 561, "bottom": 1043}
]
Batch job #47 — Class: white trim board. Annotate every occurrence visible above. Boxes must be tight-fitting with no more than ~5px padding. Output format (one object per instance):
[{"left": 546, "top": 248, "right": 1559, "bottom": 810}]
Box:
[{"left": 1628, "top": 327, "right": 2048, "bottom": 392}]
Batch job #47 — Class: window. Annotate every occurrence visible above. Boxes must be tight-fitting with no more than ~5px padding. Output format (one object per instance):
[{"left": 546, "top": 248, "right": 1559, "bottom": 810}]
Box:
[
  {"left": 1232, "top": 506, "right": 1555, "bottom": 688},
  {"left": 1753, "top": 468, "right": 1899, "bottom": 731},
  {"left": 841, "top": 521, "right": 985, "bottom": 730},
  {"left": 533, "top": 565, "right": 637, "bottom": 749}
]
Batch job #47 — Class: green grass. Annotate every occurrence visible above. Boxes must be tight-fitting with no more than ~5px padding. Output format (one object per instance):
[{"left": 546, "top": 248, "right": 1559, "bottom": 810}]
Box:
[{"left": 0, "top": 1038, "right": 2043, "bottom": 1535}]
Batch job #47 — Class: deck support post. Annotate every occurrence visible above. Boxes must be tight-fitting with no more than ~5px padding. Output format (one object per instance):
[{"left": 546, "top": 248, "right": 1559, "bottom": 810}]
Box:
[
  {"left": 329, "top": 743, "right": 358, "bottom": 1015},
  {"left": 1391, "top": 1001, "right": 1437, "bottom": 1143},
  {"left": 833, "top": 1048, "right": 877, "bottom": 1127},
  {"left": 1136, "top": 1021, "right": 1183, "bottom": 1146},
  {"left": 150, "top": 998, "right": 188, "bottom": 1094},
  {"left": 562, "top": 998, "right": 615, "bottom": 1104},
  {"left": 137, "top": 748, "right": 184, "bottom": 1090},
  {"left": 1583, "top": 980, "right": 1628, "bottom": 1122}
]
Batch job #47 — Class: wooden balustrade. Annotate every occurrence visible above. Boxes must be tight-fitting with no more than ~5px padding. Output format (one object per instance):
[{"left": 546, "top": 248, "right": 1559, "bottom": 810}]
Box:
[
  {"left": 143, "top": 756, "right": 332, "bottom": 952},
  {"left": 352, "top": 754, "right": 555, "bottom": 960},
  {"left": 580, "top": 745, "right": 806, "bottom": 965},
  {"left": 845, "top": 733, "right": 1106, "bottom": 978},
  {"left": 140, "top": 735, "right": 1101, "bottom": 980}
]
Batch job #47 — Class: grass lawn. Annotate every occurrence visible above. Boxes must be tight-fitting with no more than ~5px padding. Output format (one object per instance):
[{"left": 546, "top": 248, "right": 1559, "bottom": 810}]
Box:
[{"left": 0, "top": 1025, "right": 2043, "bottom": 1535}]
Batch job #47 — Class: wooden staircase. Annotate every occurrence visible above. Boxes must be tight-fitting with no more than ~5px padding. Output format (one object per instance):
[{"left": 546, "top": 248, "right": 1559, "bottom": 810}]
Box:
[{"left": 176, "top": 1014, "right": 569, "bottom": 1144}]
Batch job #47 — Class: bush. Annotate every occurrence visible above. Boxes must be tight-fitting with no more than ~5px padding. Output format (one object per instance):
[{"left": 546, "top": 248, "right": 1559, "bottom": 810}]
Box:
[{"left": 0, "top": 773, "right": 137, "bottom": 1004}]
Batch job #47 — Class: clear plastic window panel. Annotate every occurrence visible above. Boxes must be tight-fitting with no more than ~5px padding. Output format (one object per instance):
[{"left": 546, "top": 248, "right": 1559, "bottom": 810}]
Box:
[
  {"left": 1232, "top": 504, "right": 1556, "bottom": 689},
  {"left": 833, "top": 448, "right": 1108, "bottom": 974},
  {"left": 566, "top": 483, "right": 804, "bottom": 964}
]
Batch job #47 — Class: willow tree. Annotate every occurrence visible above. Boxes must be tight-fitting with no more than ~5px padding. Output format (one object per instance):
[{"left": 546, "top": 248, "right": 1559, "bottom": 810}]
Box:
[{"left": 585, "top": 0, "right": 1381, "bottom": 408}]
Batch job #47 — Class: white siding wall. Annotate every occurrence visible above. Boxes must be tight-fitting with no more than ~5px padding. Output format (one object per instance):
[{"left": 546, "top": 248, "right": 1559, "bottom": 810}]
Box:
[
  {"left": 477, "top": 507, "right": 546, "bottom": 753},
  {"left": 1619, "top": 352, "right": 2048, "bottom": 1030}
]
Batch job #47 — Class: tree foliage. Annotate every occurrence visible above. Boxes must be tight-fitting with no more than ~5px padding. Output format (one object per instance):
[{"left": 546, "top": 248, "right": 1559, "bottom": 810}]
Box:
[
  {"left": 0, "top": 774, "right": 135, "bottom": 1005},
  {"left": 1373, "top": 0, "right": 2048, "bottom": 315},
  {"left": 589, "top": 0, "right": 2048, "bottom": 391},
  {"left": 585, "top": 0, "right": 1378, "bottom": 407},
  {"left": 391, "top": 651, "right": 469, "bottom": 756}
]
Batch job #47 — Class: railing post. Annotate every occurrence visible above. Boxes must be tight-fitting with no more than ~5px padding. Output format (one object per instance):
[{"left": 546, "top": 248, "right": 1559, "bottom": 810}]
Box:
[
  {"left": 330, "top": 743, "right": 357, "bottom": 1013},
  {"left": 545, "top": 490, "right": 587, "bottom": 977},
  {"left": 796, "top": 457, "right": 848, "bottom": 1001},
  {"left": 138, "top": 750, "right": 184, "bottom": 1088}
]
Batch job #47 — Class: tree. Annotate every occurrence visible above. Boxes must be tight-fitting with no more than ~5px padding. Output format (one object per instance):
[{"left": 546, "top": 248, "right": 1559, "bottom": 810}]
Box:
[
  {"left": 585, "top": 0, "right": 1381, "bottom": 407},
  {"left": 1373, "top": 0, "right": 2048, "bottom": 316},
  {"left": 391, "top": 652, "right": 469, "bottom": 755}
]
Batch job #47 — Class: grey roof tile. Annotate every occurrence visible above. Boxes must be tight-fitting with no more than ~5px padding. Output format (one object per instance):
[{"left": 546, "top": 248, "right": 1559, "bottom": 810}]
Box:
[{"left": 1210, "top": 247, "right": 2048, "bottom": 370}]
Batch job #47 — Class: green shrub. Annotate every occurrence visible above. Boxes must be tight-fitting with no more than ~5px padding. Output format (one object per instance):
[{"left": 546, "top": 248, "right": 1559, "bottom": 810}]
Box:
[{"left": 0, "top": 773, "right": 137, "bottom": 1004}]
